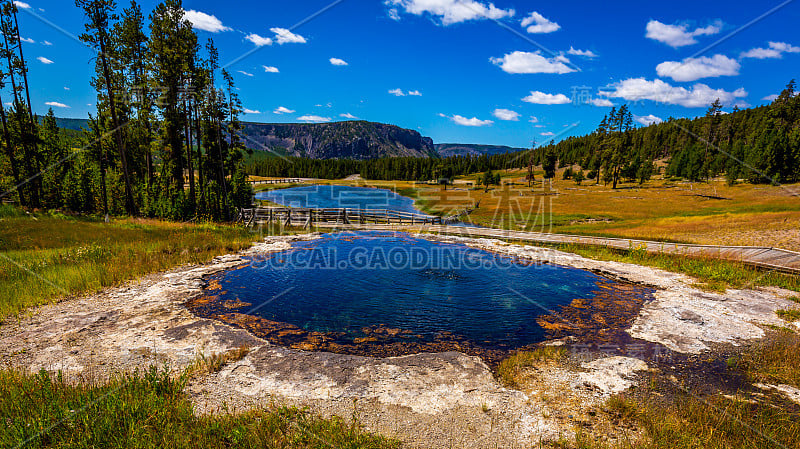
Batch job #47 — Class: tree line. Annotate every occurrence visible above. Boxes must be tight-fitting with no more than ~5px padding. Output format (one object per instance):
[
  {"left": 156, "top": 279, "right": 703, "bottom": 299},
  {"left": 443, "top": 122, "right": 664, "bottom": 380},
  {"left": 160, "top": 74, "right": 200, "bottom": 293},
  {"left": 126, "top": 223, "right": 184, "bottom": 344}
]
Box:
[{"left": 0, "top": 0, "right": 252, "bottom": 220}]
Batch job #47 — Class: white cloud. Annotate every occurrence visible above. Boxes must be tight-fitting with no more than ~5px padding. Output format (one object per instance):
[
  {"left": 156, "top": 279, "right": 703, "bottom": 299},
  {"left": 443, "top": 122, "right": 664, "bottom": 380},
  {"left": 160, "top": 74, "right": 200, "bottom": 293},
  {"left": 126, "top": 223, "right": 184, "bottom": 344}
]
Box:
[
  {"left": 245, "top": 33, "right": 272, "bottom": 47},
  {"left": 386, "top": 0, "right": 514, "bottom": 25},
  {"left": 389, "top": 88, "right": 405, "bottom": 96},
  {"left": 243, "top": 108, "right": 261, "bottom": 114},
  {"left": 645, "top": 20, "right": 722, "bottom": 48},
  {"left": 566, "top": 46, "right": 596, "bottom": 58},
  {"left": 656, "top": 54, "right": 740, "bottom": 82},
  {"left": 45, "top": 101, "right": 69, "bottom": 108},
  {"left": 37, "top": 56, "right": 53, "bottom": 64},
  {"left": 340, "top": 113, "right": 358, "bottom": 119},
  {"left": 236, "top": 70, "right": 254, "bottom": 77},
  {"left": 635, "top": 114, "right": 663, "bottom": 126},
  {"left": 540, "top": 132, "right": 555, "bottom": 136},
  {"left": 13, "top": 1, "right": 30, "bottom": 9},
  {"left": 273, "top": 106, "right": 295, "bottom": 114},
  {"left": 408, "top": 90, "right": 422, "bottom": 96},
  {"left": 20, "top": 37, "right": 34, "bottom": 43},
  {"left": 63, "top": 86, "right": 70, "bottom": 91},
  {"left": 42, "top": 40, "right": 52, "bottom": 46},
  {"left": 490, "top": 51, "right": 575, "bottom": 74},
  {"left": 520, "top": 12, "right": 560, "bottom": 34},
  {"left": 589, "top": 98, "right": 614, "bottom": 107},
  {"left": 329, "top": 57, "right": 348, "bottom": 66},
  {"left": 297, "top": 115, "right": 331, "bottom": 123},
  {"left": 263, "top": 65, "right": 279, "bottom": 73},
  {"left": 762, "top": 94, "right": 779, "bottom": 101},
  {"left": 449, "top": 114, "right": 494, "bottom": 127},
  {"left": 522, "top": 91, "right": 571, "bottom": 105},
  {"left": 183, "top": 10, "right": 231, "bottom": 33},
  {"left": 600, "top": 78, "right": 747, "bottom": 107},
  {"left": 270, "top": 27, "right": 306, "bottom": 44},
  {"left": 740, "top": 41, "right": 800, "bottom": 59},
  {"left": 529, "top": 116, "right": 539, "bottom": 123},
  {"left": 492, "top": 108, "right": 520, "bottom": 121},
  {"left": 387, "top": 8, "right": 401, "bottom": 21}
]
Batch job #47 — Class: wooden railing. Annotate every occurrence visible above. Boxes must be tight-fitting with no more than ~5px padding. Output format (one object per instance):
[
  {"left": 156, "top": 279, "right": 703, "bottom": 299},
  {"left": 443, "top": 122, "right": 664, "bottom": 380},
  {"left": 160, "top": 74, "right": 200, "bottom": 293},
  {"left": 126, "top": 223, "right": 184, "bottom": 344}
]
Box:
[
  {"left": 248, "top": 178, "right": 303, "bottom": 185},
  {"left": 238, "top": 207, "right": 443, "bottom": 228}
]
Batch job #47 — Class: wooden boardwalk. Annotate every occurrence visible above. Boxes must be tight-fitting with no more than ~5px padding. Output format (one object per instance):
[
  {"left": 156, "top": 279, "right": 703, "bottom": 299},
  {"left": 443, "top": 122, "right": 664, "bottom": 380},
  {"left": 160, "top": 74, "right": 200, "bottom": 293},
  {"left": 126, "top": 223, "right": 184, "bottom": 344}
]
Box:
[
  {"left": 262, "top": 219, "right": 800, "bottom": 275},
  {"left": 239, "top": 207, "right": 443, "bottom": 227}
]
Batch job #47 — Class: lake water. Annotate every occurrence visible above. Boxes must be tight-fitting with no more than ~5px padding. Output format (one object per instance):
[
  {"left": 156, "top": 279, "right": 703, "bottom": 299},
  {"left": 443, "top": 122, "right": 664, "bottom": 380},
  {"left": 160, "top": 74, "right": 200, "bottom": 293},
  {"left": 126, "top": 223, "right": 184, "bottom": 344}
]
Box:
[
  {"left": 256, "top": 185, "right": 422, "bottom": 214},
  {"left": 191, "top": 232, "right": 653, "bottom": 361}
]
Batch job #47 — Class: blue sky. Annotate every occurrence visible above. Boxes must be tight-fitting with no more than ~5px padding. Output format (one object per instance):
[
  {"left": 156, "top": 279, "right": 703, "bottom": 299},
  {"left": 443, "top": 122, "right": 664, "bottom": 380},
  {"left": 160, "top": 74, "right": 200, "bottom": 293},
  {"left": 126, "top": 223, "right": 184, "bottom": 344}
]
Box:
[{"left": 14, "top": 0, "right": 800, "bottom": 148}]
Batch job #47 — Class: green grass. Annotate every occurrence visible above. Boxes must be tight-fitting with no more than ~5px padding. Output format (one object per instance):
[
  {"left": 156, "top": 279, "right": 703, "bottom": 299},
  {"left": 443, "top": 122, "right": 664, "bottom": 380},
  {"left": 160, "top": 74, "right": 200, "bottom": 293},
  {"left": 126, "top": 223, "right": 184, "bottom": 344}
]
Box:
[
  {"left": 0, "top": 367, "right": 398, "bottom": 449},
  {"left": 0, "top": 209, "right": 293, "bottom": 320}
]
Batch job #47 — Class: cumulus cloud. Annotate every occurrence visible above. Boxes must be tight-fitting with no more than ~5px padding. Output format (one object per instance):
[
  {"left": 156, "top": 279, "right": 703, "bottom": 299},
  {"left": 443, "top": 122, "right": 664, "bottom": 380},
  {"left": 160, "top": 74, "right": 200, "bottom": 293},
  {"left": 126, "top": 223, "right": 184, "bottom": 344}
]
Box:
[
  {"left": 740, "top": 41, "right": 800, "bottom": 59},
  {"left": 635, "top": 114, "right": 663, "bottom": 126},
  {"left": 329, "top": 57, "right": 348, "bottom": 66},
  {"left": 19, "top": 37, "right": 34, "bottom": 43},
  {"left": 490, "top": 51, "right": 575, "bottom": 74},
  {"left": 492, "top": 108, "right": 520, "bottom": 121},
  {"left": 245, "top": 33, "right": 272, "bottom": 47},
  {"left": 13, "top": 1, "right": 30, "bottom": 9},
  {"left": 42, "top": 40, "right": 52, "bottom": 46},
  {"left": 236, "top": 70, "right": 254, "bottom": 77},
  {"left": 37, "top": 56, "right": 53, "bottom": 64},
  {"left": 762, "top": 94, "right": 779, "bottom": 101},
  {"left": 540, "top": 132, "right": 555, "bottom": 136},
  {"left": 599, "top": 78, "right": 747, "bottom": 107},
  {"left": 389, "top": 88, "right": 421, "bottom": 97},
  {"left": 243, "top": 108, "right": 261, "bottom": 114},
  {"left": 645, "top": 20, "right": 722, "bottom": 48},
  {"left": 270, "top": 27, "right": 306, "bottom": 44},
  {"left": 656, "top": 54, "right": 740, "bottom": 82},
  {"left": 273, "top": 106, "right": 295, "bottom": 114},
  {"left": 566, "top": 46, "right": 596, "bottom": 58},
  {"left": 263, "top": 65, "right": 279, "bottom": 73},
  {"left": 529, "top": 116, "right": 539, "bottom": 123},
  {"left": 522, "top": 91, "right": 570, "bottom": 105},
  {"left": 183, "top": 10, "right": 231, "bottom": 33},
  {"left": 297, "top": 115, "right": 331, "bottom": 123},
  {"left": 340, "top": 113, "right": 358, "bottom": 119},
  {"left": 386, "top": 0, "right": 514, "bottom": 26},
  {"left": 589, "top": 98, "right": 614, "bottom": 107},
  {"left": 520, "top": 12, "right": 560, "bottom": 34},
  {"left": 45, "top": 101, "right": 69, "bottom": 108},
  {"left": 446, "top": 114, "right": 493, "bottom": 127}
]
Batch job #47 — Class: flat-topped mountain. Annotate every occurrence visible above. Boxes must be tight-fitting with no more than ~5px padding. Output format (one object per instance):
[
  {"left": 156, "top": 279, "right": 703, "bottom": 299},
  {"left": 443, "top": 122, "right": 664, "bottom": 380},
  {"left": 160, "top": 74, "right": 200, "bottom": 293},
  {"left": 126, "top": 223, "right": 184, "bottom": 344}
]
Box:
[{"left": 240, "top": 121, "right": 438, "bottom": 160}]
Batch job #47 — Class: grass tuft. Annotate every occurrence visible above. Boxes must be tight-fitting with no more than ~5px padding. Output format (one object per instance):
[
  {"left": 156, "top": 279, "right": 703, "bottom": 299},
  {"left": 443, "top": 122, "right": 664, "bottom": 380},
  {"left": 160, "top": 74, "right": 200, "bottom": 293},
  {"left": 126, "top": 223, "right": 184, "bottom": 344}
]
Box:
[
  {"left": 497, "top": 346, "right": 567, "bottom": 388},
  {"left": 776, "top": 309, "right": 800, "bottom": 322}
]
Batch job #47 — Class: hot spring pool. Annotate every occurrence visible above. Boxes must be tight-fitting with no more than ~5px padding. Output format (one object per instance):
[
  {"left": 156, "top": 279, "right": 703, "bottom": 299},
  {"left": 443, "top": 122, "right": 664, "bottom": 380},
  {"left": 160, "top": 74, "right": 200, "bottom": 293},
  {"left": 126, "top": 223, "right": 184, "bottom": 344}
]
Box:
[{"left": 191, "top": 232, "right": 653, "bottom": 362}]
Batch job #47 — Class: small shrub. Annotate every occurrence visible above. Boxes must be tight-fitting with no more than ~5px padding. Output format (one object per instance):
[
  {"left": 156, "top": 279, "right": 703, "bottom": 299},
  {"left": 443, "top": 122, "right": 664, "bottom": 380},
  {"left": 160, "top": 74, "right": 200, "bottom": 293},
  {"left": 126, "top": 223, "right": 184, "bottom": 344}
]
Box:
[{"left": 776, "top": 309, "right": 800, "bottom": 322}]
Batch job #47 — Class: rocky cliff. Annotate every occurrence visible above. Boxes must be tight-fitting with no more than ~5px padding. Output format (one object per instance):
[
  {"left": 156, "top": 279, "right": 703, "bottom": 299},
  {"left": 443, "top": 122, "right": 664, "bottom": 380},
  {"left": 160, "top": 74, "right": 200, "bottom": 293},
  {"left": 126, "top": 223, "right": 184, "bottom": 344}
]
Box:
[{"left": 240, "top": 121, "right": 438, "bottom": 160}]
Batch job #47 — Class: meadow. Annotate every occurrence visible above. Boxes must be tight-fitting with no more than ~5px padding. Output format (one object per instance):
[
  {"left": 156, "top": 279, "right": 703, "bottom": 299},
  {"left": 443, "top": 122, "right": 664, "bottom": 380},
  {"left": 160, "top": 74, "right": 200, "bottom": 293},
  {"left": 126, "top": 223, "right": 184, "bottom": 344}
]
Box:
[{"left": 0, "top": 205, "right": 283, "bottom": 320}]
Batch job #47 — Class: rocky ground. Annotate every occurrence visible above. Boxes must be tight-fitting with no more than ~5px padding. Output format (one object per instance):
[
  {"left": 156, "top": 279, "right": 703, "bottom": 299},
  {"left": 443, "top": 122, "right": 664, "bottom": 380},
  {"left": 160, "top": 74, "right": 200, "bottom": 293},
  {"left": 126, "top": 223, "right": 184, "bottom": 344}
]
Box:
[{"left": 1, "top": 233, "right": 799, "bottom": 448}]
